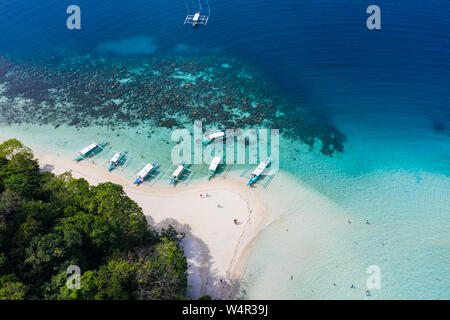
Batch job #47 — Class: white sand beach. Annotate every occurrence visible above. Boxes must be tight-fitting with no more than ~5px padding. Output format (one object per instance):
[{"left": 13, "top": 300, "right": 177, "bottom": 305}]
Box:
[{"left": 33, "top": 151, "right": 266, "bottom": 299}]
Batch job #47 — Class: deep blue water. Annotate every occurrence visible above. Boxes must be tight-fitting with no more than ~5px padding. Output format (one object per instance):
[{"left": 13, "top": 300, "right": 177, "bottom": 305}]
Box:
[
  {"left": 0, "top": 0, "right": 450, "bottom": 160},
  {"left": 1, "top": 1, "right": 449, "bottom": 149},
  {"left": 1, "top": 0, "right": 449, "bottom": 299}
]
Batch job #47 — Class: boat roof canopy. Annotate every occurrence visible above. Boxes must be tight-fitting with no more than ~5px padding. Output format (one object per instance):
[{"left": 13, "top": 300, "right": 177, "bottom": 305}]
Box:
[
  {"left": 80, "top": 143, "right": 97, "bottom": 155},
  {"left": 209, "top": 156, "right": 221, "bottom": 171},
  {"left": 252, "top": 159, "right": 270, "bottom": 176},
  {"left": 172, "top": 165, "right": 184, "bottom": 177},
  {"left": 208, "top": 131, "right": 225, "bottom": 140},
  {"left": 110, "top": 152, "right": 122, "bottom": 162},
  {"left": 137, "top": 163, "right": 155, "bottom": 177}
]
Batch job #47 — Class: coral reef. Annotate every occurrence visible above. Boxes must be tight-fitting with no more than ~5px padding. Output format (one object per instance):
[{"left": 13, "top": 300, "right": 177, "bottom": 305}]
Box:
[{"left": 0, "top": 55, "right": 345, "bottom": 156}]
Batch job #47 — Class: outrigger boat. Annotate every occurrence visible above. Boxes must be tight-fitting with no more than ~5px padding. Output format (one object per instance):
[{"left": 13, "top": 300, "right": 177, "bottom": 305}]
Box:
[
  {"left": 133, "top": 161, "right": 158, "bottom": 185},
  {"left": 202, "top": 130, "right": 232, "bottom": 145},
  {"left": 184, "top": 12, "right": 209, "bottom": 27},
  {"left": 170, "top": 161, "right": 188, "bottom": 186},
  {"left": 247, "top": 158, "right": 271, "bottom": 186},
  {"left": 73, "top": 141, "right": 106, "bottom": 162},
  {"left": 208, "top": 156, "right": 221, "bottom": 179},
  {"left": 108, "top": 152, "right": 127, "bottom": 172}
]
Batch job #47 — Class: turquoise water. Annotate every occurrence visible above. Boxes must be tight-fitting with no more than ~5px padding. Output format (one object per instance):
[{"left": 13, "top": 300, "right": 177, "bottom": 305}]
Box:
[
  {"left": 1, "top": 0, "right": 449, "bottom": 299},
  {"left": 241, "top": 120, "right": 450, "bottom": 299}
]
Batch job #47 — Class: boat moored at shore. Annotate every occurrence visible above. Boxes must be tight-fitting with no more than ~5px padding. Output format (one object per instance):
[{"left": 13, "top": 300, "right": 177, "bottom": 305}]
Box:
[
  {"left": 108, "top": 151, "right": 127, "bottom": 172},
  {"left": 208, "top": 156, "right": 221, "bottom": 179},
  {"left": 170, "top": 161, "right": 189, "bottom": 186},
  {"left": 133, "top": 161, "right": 158, "bottom": 185},
  {"left": 247, "top": 158, "right": 271, "bottom": 186},
  {"left": 73, "top": 141, "right": 106, "bottom": 162}
]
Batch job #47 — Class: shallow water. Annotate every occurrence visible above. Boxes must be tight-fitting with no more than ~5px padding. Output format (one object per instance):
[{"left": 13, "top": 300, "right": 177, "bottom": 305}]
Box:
[{"left": 0, "top": 0, "right": 449, "bottom": 299}]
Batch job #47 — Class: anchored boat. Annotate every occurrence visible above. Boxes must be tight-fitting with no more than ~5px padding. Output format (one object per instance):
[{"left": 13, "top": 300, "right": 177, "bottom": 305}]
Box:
[
  {"left": 247, "top": 158, "right": 271, "bottom": 186},
  {"left": 201, "top": 130, "right": 232, "bottom": 145},
  {"left": 133, "top": 161, "right": 157, "bottom": 185},
  {"left": 73, "top": 141, "right": 106, "bottom": 162},
  {"left": 202, "top": 131, "right": 225, "bottom": 145},
  {"left": 208, "top": 156, "right": 221, "bottom": 179},
  {"left": 170, "top": 161, "right": 188, "bottom": 186},
  {"left": 108, "top": 152, "right": 127, "bottom": 172},
  {"left": 184, "top": 12, "right": 209, "bottom": 27}
]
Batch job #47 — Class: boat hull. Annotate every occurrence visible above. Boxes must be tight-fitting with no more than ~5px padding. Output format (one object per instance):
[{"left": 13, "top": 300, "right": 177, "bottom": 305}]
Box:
[{"left": 73, "top": 155, "right": 85, "bottom": 162}]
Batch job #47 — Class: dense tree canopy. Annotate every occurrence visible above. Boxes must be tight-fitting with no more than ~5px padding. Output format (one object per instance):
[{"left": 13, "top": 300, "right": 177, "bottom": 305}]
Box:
[{"left": 0, "top": 139, "right": 188, "bottom": 299}]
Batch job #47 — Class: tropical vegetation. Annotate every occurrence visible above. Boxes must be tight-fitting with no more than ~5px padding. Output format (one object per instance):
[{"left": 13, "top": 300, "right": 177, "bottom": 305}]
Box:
[{"left": 0, "top": 139, "right": 188, "bottom": 300}]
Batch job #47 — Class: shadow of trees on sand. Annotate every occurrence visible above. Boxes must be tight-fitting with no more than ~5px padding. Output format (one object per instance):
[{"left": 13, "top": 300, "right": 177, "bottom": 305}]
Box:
[{"left": 152, "top": 217, "right": 243, "bottom": 299}]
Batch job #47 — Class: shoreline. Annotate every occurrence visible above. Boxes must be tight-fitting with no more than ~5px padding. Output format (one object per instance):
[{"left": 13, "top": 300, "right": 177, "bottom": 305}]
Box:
[
  {"left": 32, "top": 149, "right": 266, "bottom": 299},
  {"left": 2, "top": 131, "right": 389, "bottom": 299}
]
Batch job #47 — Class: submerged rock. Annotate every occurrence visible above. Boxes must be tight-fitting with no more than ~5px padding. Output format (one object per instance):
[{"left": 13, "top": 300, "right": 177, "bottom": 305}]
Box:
[{"left": 160, "top": 118, "right": 179, "bottom": 128}]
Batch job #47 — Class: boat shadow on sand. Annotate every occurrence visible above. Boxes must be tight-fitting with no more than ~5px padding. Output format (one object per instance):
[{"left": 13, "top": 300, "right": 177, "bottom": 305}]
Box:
[{"left": 151, "top": 217, "right": 242, "bottom": 299}]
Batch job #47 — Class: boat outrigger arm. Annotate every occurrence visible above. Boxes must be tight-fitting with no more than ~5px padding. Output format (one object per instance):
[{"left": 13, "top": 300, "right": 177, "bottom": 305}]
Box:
[
  {"left": 202, "top": 131, "right": 226, "bottom": 145},
  {"left": 133, "top": 161, "right": 158, "bottom": 185},
  {"left": 73, "top": 141, "right": 106, "bottom": 162},
  {"left": 108, "top": 152, "right": 126, "bottom": 172},
  {"left": 170, "top": 161, "right": 188, "bottom": 186},
  {"left": 208, "top": 156, "right": 221, "bottom": 179},
  {"left": 247, "top": 158, "right": 271, "bottom": 186}
]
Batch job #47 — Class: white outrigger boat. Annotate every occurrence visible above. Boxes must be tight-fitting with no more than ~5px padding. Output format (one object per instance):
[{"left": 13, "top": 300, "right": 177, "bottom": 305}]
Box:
[
  {"left": 184, "top": 12, "right": 209, "bottom": 27},
  {"left": 170, "top": 161, "right": 190, "bottom": 186},
  {"left": 133, "top": 161, "right": 158, "bottom": 185},
  {"left": 73, "top": 141, "right": 106, "bottom": 162},
  {"left": 208, "top": 156, "right": 221, "bottom": 179},
  {"left": 108, "top": 152, "right": 127, "bottom": 172},
  {"left": 202, "top": 130, "right": 233, "bottom": 145},
  {"left": 247, "top": 158, "right": 271, "bottom": 186}
]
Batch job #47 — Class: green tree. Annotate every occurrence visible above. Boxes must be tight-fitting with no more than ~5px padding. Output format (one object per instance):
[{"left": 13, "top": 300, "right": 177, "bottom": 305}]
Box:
[
  {"left": 0, "top": 140, "right": 41, "bottom": 198},
  {"left": 0, "top": 274, "right": 28, "bottom": 300},
  {"left": 0, "top": 139, "right": 189, "bottom": 300},
  {"left": 0, "top": 139, "right": 33, "bottom": 160},
  {"left": 58, "top": 258, "right": 137, "bottom": 300},
  {"left": 134, "top": 238, "right": 188, "bottom": 300}
]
